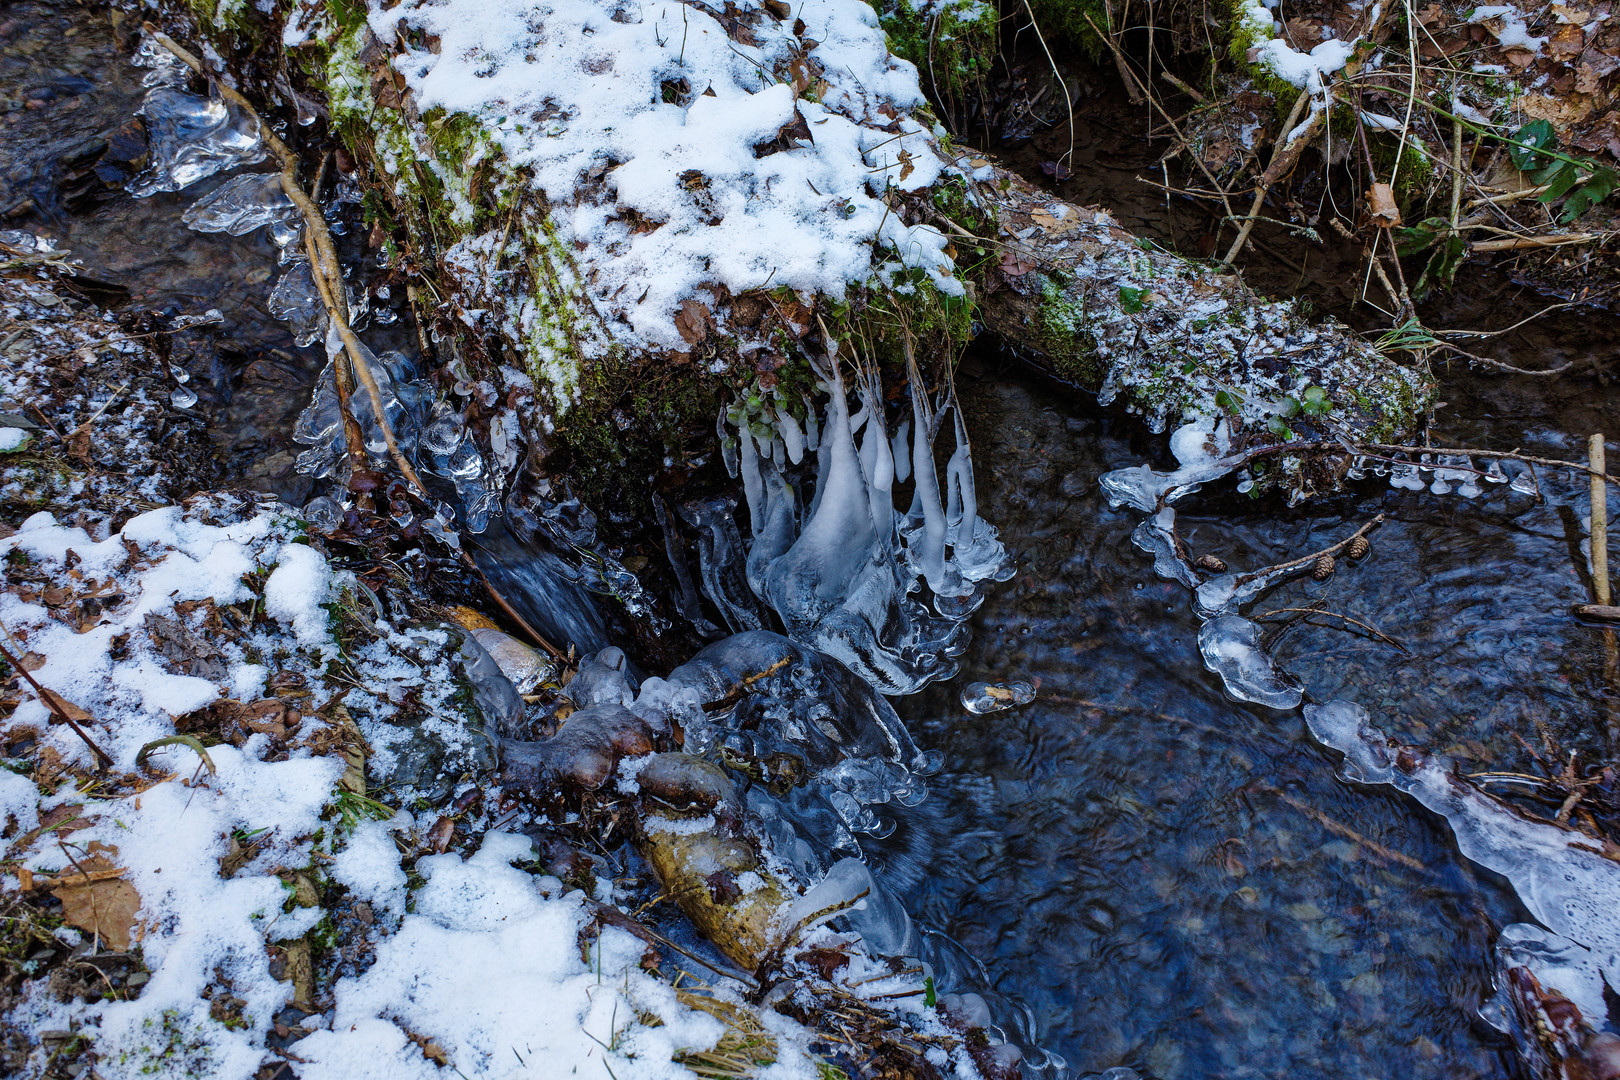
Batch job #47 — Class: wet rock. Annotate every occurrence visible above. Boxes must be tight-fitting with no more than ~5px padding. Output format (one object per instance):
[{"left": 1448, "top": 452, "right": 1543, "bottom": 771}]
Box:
[
  {"left": 632, "top": 753, "right": 793, "bottom": 969},
  {"left": 500, "top": 703, "right": 654, "bottom": 793}
]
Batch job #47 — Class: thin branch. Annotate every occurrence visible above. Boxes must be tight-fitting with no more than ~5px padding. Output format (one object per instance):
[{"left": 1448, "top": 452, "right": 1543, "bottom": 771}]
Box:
[{"left": 0, "top": 636, "right": 113, "bottom": 769}]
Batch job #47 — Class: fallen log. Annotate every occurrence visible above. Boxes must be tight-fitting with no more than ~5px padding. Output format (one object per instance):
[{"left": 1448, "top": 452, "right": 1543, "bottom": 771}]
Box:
[{"left": 130, "top": 0, "right": 1432, "bottom": 515}]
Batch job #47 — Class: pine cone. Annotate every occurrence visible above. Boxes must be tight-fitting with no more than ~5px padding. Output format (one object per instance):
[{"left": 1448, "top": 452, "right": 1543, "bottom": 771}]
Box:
[
  {"left": 1195, "top": 553, "right": 1228, "bottom": 573},
  {"left": 1347, "top": 536, "right": 1370, "bottom": 560},
  {"left": 1312, "top": 554, "right": 1336, "bottom": 581}
]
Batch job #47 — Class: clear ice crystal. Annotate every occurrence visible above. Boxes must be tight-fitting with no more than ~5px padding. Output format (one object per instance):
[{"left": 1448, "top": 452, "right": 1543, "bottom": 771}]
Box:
[
  {"left": 1197, "top": 615, "right": 1303, "bottom": 710},
  {"left": 960, "top": 680, "right": 1036, "bottom": 715},
  {"left": 269, "top": 262, "right": 325, "bottom": 346},
  {"left": 289, "top": 334, "right": 502, "bottom": 533},
  {"left": 128, "top": 87, "right": 265, "bottom": 197},
  {"left": 182, "top": 173, "right": 298, "bottom": 237},
  {"left": 1099, "top": 417, "right": 1239, "bottom": 512}
]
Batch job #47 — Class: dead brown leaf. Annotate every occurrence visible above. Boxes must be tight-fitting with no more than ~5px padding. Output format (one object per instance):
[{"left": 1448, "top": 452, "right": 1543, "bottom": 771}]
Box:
[
  {"left": 1285, "top": 17, "right": 1325, "bottom": 50},
  {"left": 49, "top": 841, "right": 141, "bottom": 951},
  {"left": 674, "top": 298, "right": 713, "bottom": 344},
  {"left": 1031, "top": 204, "right": 1081, "bottom": 237},
  {"left": 1551, "top": 4, "right": 1592, "bottom": 26},
  {"left": 1550, "top": 22, "right": 1590, "bottom": 60},
  {"left": 1365, "top": 183, "right": 1402, "bottom": 228},
  {"left": 16, "top": 652, "right": 45, "bottom": 672},
  {"left": 36, "top": 686, "right": 92, "bottom": 723},
  {"left": 999, "top": 251, "right": 1036, "bottom": 277}
]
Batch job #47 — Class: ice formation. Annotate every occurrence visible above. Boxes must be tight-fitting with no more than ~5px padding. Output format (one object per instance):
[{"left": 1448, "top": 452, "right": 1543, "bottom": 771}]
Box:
[
  {"left": 1100, "top": 417, "right": 1317, "bottom": 709},
  {"left": 703, "top": 348, "right": 1010, "bottom": 695},
  {"left": 289, "top": 332, "right": 502, "bottom": 532},
  {"left": 960, "top": 680, "right": 1037, "bottom": 715},
  {"left": 181, "top": 172, "right": 300, "bottom": 243},
  {"left": 128, "top": 78, "right": 265, "bottom": 196},
  {"left": 1098, "top": 415, "right": 1240, "bottom": 514},
  {"left": 1306, "top": 699, "right": 1620, "bottom": 1055},
  {"left": 664, "top": 630, "right": 936, "bottom": 815},
  {"left": 1196, "top": 615, "right": 1303, "bottom": 710}
]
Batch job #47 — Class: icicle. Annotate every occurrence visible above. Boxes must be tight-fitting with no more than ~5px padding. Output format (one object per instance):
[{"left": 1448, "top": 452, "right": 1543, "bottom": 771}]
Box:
[
  {"left": 944, "top": 404, "right": 978, "bottom": 553},
  {"left": 856, "top": 369, "right": 896, "bottom": 547},
  {"left": 890, "top": 419, "right": 912, "bottom": 483},
  {"left": 738, "top": 425, "right": 765, "bottom": 531},
  {"left": 718, "top": 406, "right": 739, "bottom": 478},
  {"left": 803, "top": 395, "right": 821, "bottom": 451},
  {"left": 778, "top": 408, "right": 806, "bottom": 464},
  {"left": 907, "top": 364, "right": 948, "bottom": 593},
  {"left": 745, "top": 458, "right": 797, "bottom": 599}
]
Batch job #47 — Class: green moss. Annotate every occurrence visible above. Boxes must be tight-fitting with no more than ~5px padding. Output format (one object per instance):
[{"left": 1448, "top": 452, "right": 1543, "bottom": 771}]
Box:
[
  {"left": 1030, "top": 274, "right": 1103, "bottom": 386},
  {"left": 558, "top": 352, "right": 726, "bottom": 519},
  {"left": 1021, "top": 0, "right": 1112, "bottom": 60},
  {"left": 1367, "top": 130, "right": 1438, "bottom": 204},
  {"left": 881, "top": 0, "right": 999, "bottom": 98}
]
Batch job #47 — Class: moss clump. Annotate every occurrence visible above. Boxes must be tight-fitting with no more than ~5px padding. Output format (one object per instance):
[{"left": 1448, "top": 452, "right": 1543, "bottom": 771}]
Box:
[
  {"left": 1029, "top": 273, "right": 1104, "bottom": 387},
  {"left": 880, "top": 0, "right": 999, "bottom": 99},
  {"left": 558, "top": 352, "right": 727, "bottom": 521}
]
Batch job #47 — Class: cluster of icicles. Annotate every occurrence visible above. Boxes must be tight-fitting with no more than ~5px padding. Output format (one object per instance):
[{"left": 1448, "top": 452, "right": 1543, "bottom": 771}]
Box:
[
  {"left": 1103, "top": 419, "right": 1620, "bottom": 1074},
  {"left": 699, "top": 344, "right": 1013, "bottom": 697}
]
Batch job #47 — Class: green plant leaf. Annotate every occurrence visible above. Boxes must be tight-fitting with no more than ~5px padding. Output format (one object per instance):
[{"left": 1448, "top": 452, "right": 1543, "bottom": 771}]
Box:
[
  {"left": 1118, "top": 285, "right": 1149, "bottom": 313},
  {"left": 924, "top": 976, "right": 937, "bottom": 1008},
  {"left": 1541, "top": 164, "right": 1582, "bottom": 202},
  {"left": 1508, "top": 119, "right": 1556, "bottom": 172},
  {"left": 1301, "top": 385, "right": 1333, "bottom": 416},
  {"left": 1394, "top": 219, "right": 1445, "bottom": 257},
  {"left": 1559, "top": 166, "right": 1618, "bottom": 223},
  {"left": 1267, "top": 415, "right": 1292, "bottom": 437}
]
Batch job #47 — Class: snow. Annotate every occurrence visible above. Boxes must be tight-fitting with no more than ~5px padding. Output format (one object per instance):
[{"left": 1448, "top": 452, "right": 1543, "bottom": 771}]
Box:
[
  {"left": 262, "top": 539, "right": 335, "bottom": 646},
  {"left": 3, "top": 503, "right": 822, "bottom": 1079},
  {"left": 0, "top": 426, "right": 29, "bottom": 451},
  {"left": 1254, "top": 35, "right": 1359, "bottom": 97},
  {"left": 293, "top": 833, "right": 747, "bottom": 1080},
  {"left": 0, "top": 767, "right": 40, "bottom": 835},
  {"left": 1468, "top": 4, "right": 1548, "bottom": 52},
  {"left": 356, "top": 0, "right": 960, "bottom": 372}
]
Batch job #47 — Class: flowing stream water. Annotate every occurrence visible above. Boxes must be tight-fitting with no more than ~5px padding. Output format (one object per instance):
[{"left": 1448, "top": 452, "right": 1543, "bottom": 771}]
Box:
[
  {"left": 6, "top": 3, "right": 1620, "bottom": 1078},
  {"left": 892, "top": 362, "right": 1620, "bottom": 1078}
]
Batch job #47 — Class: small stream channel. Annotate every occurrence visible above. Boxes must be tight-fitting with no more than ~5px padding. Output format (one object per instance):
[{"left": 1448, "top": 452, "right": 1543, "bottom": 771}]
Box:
[
  {"left": 6, "top": 3, "right": 1619, "bottom": 1078},
  {"left": 896, "top": 359, "right": 1620, "bottom": 1078}
]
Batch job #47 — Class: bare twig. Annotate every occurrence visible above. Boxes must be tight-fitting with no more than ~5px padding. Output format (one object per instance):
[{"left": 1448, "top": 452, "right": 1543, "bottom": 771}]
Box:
[
  {"left": 146, "top": 27, "right": 430, "bottom": 500},
  {"left": 1254, "top": 604, "right": 1411, "bottom": 654},
  {"left": 0, "top": 636, "right": 113, "bottom": 769},
  {"left": 1232, "top": 515, "right": 1385, "bottom": 588}
]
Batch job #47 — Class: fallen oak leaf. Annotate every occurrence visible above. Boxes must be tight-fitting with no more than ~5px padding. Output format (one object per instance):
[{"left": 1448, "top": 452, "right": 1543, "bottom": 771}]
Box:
[
  {"left": 36, "top": 685, "right": 92, "bottom": 723},
  {"left": 50, "top": 841, "right": 141, "bottom": 951},
  {"left": 999, "top": 251, "right": 1037, "bottom": 276},
  {"left": 1365, "top": 182, "right": 1402, "bottom": 227}
]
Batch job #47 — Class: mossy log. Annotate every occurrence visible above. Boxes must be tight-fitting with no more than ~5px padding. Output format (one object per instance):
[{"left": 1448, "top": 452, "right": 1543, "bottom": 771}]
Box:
[{"left": 132, "top": 0, "right": 1432, "bottom": 508}]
